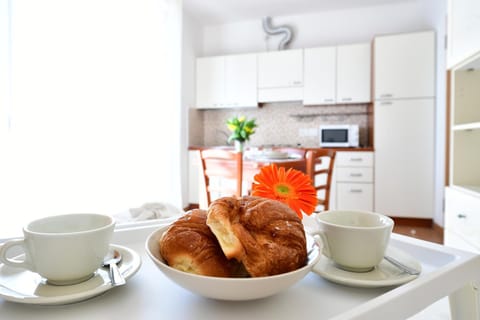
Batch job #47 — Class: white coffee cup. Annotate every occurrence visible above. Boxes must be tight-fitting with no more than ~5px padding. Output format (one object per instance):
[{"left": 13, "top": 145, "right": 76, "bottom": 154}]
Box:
[
  {"left": 0, "top": 213, "right": 115, "bottom": 285},
  {"left": 314, "top": 210, "right": 394, "bottom": 272}
]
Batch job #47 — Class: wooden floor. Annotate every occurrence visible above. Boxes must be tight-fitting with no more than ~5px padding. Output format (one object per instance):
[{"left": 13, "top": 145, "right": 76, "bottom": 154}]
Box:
[{"left": 393, "top": 223, "right": 444, "bottom": 244}]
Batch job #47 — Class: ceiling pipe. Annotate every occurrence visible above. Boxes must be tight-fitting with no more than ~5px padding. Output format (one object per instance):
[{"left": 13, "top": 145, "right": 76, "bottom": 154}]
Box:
[{"left": 262, "top": 16, "right": 292, "bottom": 50}]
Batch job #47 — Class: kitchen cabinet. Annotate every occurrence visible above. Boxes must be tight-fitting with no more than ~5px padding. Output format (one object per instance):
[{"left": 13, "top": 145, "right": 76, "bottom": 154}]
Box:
[
  {"left": 196, "top": 56, "right": 224, "bottom": 109},
  {"left": 336, "top": 43, "right": 371, "bottom": 104},
  {"left": 257, "top": 49, "right": 303, "bottom": 102},
  {"left": 188, "top": 150, "right": 202, "bottom": 205},
  {"left": 374, "top": 99, "right": 435, "bottom": 218},
  {"left": 445, "top": 187, "right": 480, "bottom": 253},
  {"left": 373, "top": 30, "right": 435, "bottom": 219},
  {"left": 303, "top": 46, "right": 336, "bottom": 105},
  {"left": 196, "top": 53, "right": 257, "bottom": 109},
  {"left": 374, "top": 31, "right": 435, "bottom": 100},
  {"left": 334, "top": 151, "right": 374, "bottom": 211},
  {"left": 303, "top": 43, "right": 371, "bottom": 105}
]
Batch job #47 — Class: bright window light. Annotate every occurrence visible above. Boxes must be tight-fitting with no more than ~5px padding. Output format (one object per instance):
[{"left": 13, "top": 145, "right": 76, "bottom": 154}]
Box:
[{"left": 0, "top": 0, "right": 182, "bottom": 238}]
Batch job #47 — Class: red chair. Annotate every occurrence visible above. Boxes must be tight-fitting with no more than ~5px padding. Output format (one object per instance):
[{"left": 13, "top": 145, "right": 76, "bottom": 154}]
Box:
[
  {"left": 199, "top": 149, "right": 243, "bottom": 207},
  {"left": 305, "top": 149, "right": 336, "bottom": 211}
]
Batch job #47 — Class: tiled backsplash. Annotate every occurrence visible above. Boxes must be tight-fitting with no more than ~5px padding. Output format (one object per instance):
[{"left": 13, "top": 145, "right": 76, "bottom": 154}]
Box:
[{"left": 189, "top": 102, "right": 370, "bottom": 148}]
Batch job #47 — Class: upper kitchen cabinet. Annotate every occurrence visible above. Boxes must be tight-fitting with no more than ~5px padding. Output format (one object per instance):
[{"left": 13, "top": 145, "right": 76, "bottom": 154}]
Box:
[
  {"left": 303, "top": 43, "right": 371, "bottom": 105},
  {"left": 257, "top": 49, "right": 303, "bottom": 102},
  {"left": 303, "top": 46, "right": 336, "bottom": 105},
  {"left": 374, "top": 31, "right": 435, "bottom": 100},
  {"left": 336, "top": 43, "right": 371, "bottom": 104},
  {"left": 196, "top": 56, "right": 224, "bottom": 109},
  {"left": 196, "top": 53, "right": 257, "bottom": 109}
]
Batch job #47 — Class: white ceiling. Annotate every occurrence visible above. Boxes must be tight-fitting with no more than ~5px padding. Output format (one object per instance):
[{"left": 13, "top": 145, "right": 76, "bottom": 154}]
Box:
[{"left": 183, "top": 0, "right": 415, "bottom": 26}]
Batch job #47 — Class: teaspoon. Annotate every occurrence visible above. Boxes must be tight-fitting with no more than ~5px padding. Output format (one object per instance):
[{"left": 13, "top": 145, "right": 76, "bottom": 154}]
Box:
[
  {"left": 383, "top": 255, "right": 421, "bottom": 275},
  {"left": 102, "top": 249, "right": 126, "bottom": 286}
]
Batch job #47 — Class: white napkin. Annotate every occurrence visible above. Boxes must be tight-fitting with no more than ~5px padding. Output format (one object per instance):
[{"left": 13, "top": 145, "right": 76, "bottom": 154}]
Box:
[{"left": 129, "top": 202, "right": 184, "bottom": 221}]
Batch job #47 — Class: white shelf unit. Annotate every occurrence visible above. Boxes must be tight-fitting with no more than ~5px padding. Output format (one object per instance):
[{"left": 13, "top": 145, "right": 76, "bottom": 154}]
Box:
[
  {"left": 445, "top": 50, "right": 480, "bottom": 253},
  {"left": 449, "top": 51, "right": 480, "bottom": 194}
]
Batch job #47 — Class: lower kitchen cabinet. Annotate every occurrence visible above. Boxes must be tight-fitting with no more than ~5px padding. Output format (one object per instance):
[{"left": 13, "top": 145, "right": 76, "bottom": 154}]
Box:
[
  {"left": 188, "top": 150, "right": 201, "bottom": 205},
  {"left": 444, "top": 186, "right": 480, "bottom": 253},
  {"left": 333, "top": 152, "right": 374, "bottom": 211}
]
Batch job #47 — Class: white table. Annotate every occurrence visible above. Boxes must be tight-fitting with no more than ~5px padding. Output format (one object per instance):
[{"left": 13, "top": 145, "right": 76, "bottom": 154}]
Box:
[{"left": 1, "top": 222, "right": 479, "bottom": 320}]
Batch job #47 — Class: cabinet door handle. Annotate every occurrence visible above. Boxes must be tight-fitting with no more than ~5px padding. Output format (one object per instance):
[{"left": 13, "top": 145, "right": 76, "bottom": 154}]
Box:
[
  {"left": 292, "top": 81, "right": 302, "bottom": 85},
  {"left": 350, "top": 173, "right": 363, "bottom": 177},
  {"left": 380, "top": 94, "right": 393, "bottom": 98},
  {"left": 350, "top": 158, "right": 363, "bottom": 162},
  {"left": 457, "top": 213, "right": 467, "bottom": 219},
  {"left": 324, "top": 98, "right": 334, "bottom": 102},
  {"left": 341, "top": 97, "right": 352, "bottom": 102},
  {"left": 380, "top": 101, "right": 393, "bottom": 106},
  {"left": 349, "top": 189, "right": 363, "bottom": 193}
]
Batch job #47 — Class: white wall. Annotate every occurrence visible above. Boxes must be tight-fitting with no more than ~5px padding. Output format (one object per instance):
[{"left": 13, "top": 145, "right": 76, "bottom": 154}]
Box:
[
  {"left": 189, "top": 1, "right": 448, "bottom": 225},
  {"left": 447, "top": 0, "right": 480, "bottom": 68},
  {"left": 182, "top": 11, "right": 203, "bottom": 208},
  {"left": 201, "top": 2, "right": 437, "bottom": 56},
  {"left": 420, "top": 0, "right": 448, "bottom": 226}
]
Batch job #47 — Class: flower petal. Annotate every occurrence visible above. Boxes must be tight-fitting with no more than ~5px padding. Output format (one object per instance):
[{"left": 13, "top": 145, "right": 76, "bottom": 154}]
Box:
[{"left": 252, "top": 164, "right": 317, "bottom": 219}]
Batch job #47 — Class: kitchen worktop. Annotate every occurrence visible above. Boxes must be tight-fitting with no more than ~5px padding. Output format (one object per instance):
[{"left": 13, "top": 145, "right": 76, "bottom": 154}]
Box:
[{"left": 188, "top": 145, "right": 374, "bottom": 152}]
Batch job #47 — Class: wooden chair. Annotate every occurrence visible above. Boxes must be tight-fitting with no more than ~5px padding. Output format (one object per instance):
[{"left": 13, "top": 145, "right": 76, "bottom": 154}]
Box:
[
  {"left": 199, "top": 149, "right": 243, "bottom": 207},
  {"left": 305, "top": 149, "right": 336, "bottom": 212}
]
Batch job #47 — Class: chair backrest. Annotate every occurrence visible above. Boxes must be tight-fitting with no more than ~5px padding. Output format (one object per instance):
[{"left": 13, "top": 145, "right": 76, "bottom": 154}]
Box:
[
  {"left": 305, "top": 149, "right": 336, "bottom": 212},
  {"left": 199, "top": 149, "right": 243, "bottom": 207}
]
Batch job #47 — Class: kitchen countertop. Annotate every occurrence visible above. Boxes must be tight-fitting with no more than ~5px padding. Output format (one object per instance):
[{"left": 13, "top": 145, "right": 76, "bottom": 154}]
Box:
[{"left": 188, "top": 145, "right": 374, "bottom": 152}]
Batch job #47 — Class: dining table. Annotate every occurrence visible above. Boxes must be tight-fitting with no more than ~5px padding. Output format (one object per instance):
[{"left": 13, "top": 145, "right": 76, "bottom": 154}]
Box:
[{"left": 1, "top": 219, "right": 479, "bottom": 320}]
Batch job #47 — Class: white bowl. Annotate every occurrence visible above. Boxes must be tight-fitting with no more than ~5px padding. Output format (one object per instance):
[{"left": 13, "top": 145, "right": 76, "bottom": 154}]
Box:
[{"left": 145, "top": 225, "right": 321, "bottom": 301}]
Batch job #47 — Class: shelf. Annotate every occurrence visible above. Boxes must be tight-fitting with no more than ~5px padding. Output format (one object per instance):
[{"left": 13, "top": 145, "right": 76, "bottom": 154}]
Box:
[
  {"left": 450, "top": 185, "right": 480, "bottom": 198},
  {"left": 453, "top": 122, "right": 480, "bottom": 131}
]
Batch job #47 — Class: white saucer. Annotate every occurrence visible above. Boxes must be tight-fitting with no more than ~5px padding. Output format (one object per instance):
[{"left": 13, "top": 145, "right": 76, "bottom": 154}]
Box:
[
  {"left": 312, "top": 246, "right": 421, "bottom": 288},
  {"left": 0, "top": 244, "right": 141, "bottom": 305}
]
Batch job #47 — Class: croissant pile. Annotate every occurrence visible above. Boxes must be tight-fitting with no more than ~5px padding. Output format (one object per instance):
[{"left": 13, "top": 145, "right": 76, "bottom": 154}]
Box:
[{"left": 159, "top": 196, "right": 307, "bottom": 277}]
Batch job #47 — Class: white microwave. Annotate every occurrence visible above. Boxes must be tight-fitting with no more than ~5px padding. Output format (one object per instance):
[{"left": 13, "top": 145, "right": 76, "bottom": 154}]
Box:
[{"left": 319, "top": 124, "right": 359, "bottom": 147}]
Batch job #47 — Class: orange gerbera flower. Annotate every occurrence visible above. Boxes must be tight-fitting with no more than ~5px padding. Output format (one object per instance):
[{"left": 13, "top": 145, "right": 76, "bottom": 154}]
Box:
[{"left": 251, "top": 164, "right": 317, "bottom": 219}]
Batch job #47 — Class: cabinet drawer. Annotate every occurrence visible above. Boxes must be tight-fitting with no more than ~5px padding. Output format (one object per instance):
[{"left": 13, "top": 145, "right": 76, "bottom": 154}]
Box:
[
  {"left": 336, "top": 167, "right": 373, "bottom": 183},
  {"left": 445, "top": 187, "right": 480, "bottom": 249},
  {"left": 336, "top": 152, "right": 373, "bottom": 167},
  {"left": 336, "top": 183, "right": 373, "bottom": 211}
]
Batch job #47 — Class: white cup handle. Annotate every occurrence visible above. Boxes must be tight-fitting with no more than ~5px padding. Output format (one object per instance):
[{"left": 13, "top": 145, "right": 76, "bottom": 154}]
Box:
[
  {"left": 0, "top": 239, "right": 33, "bottom": 270},
  {"left": 311, "top": 231, "right": 331, "bottom": 259}
]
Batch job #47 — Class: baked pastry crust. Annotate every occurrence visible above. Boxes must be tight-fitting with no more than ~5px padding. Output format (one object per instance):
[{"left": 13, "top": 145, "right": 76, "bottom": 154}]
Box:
[
  {"left": 159, "top": 209, "right": 244, "bottom": 277},
  {"left": 206, "top": 196, "right": 307, "bottom": 277}
]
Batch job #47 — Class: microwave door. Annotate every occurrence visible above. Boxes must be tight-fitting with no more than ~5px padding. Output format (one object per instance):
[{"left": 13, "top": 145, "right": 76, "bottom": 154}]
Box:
[{"left": 322, "top": 129, "right": 349, "bottom": 146}]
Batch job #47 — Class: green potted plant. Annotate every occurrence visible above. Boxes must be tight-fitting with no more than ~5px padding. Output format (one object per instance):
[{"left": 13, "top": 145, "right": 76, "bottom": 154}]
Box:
[{"left": 226, "top": 116, "right": 257, "bottom": 152}]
